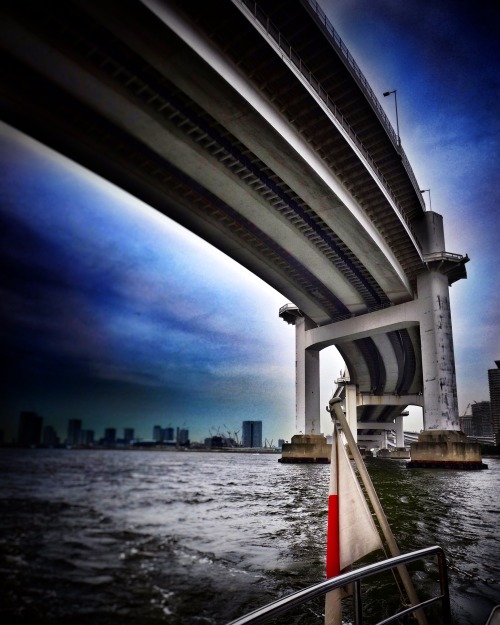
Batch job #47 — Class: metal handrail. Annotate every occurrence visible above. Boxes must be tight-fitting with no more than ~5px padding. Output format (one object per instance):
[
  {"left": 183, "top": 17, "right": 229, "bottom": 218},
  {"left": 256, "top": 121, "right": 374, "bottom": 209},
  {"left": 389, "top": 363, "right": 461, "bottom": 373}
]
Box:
[
  {"left": 226, "top": 546, "right": 452, "bottom": 625},
  {"left": 423, "top": 251, "right": 465, "bottom": 262}
]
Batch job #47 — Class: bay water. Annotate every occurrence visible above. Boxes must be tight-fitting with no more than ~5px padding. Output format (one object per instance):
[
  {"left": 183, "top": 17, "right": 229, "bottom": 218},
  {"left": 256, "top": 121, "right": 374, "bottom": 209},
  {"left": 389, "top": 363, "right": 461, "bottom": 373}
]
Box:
[{"left": 0, "top": 449, "right": 498, "bottom": 624}]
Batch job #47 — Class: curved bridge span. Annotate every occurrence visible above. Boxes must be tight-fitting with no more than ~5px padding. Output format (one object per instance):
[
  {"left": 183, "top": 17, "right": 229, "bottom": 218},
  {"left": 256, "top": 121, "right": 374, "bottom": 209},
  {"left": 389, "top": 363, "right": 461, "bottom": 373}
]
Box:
[{"left": 1, "top": 0, "right": 470, "bottom": 444}]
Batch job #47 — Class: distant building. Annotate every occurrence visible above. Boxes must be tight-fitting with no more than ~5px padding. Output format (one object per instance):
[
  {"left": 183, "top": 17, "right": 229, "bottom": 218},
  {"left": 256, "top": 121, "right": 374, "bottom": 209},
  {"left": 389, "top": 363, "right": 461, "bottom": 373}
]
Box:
[
  {"left": 153, "top": 425, "right": 162, "bottom": 442},
  {"left": 277, "top": 438, "right": 285, "bottom": 449},
  {"left": 123, "top": 428, "right": 135, "bottom": 444},
  {"left": 471, "top": 401, "right": 493, "bottom": 437},
  {"left": 177, "top": 428, "right": 189, "bottom": 446},
  {"left": 79, "top": 429, "right": 94, "bottom": 445},
  {"left": 242, "top": 421, "right": 262, "bottom": 448},
  {"left": 67, "top": 419, "right": 82, "bottom": 446},
  {"left": 488, "top": 361, "right": 500, "bottom": 444},
  {"left": 18, "top": 411, "right": 43, "bottom": 446},
  {"left": 153, "top": 425, "right": 175, "bottom": 443},
  {"left": 104, "top": 428, "right": 116, "bottom": 446},
  {"left": 206, "top": 436, "right": 225, "bottom": 448},
  {"left": 164, "top": 427, "right": 175, "bottom": 442},
  {"left": 459, "top": 414, "right": 473, "bottom": 436},
  {"left": 42, "top": 425, "right": 60, "bottom": 447}
]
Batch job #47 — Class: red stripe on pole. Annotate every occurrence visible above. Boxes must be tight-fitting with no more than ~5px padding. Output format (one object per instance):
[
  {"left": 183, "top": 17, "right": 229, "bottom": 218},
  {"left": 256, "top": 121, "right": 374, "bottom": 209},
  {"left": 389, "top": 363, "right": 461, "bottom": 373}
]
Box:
[{"left": 326, "top": 493, "right": 340, "bottom": 578}]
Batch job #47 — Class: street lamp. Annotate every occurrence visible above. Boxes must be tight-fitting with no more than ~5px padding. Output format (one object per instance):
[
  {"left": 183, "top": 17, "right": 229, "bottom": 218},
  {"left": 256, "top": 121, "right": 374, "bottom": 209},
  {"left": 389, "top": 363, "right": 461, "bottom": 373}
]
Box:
[
  {"left": 420, "top": 189, "right": 432, "bottom": 211},
  {"left": 383, "top": 89, "right": 400, "bottom": 147}
]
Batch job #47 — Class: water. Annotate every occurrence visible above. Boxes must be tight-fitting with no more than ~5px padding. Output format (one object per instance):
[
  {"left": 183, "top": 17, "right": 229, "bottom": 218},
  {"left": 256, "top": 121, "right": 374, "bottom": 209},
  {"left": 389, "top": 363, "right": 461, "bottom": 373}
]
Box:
[{"left": 0, "top": 449, "right": 498, "bottom": 625}]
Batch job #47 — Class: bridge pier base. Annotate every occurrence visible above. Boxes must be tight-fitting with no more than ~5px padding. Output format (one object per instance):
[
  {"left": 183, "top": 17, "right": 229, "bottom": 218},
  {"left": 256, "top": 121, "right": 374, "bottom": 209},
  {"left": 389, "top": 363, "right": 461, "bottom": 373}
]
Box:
[
  {"left": 408, "top": 430, "right": 487, "bottom": 469},
  {"left": 278, "top": 434, "right": 331, "bottom": 463}
]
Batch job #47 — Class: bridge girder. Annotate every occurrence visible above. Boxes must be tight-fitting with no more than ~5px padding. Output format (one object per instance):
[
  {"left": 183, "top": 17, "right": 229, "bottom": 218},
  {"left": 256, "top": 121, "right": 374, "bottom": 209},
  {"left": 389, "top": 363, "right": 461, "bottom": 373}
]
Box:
[{"left": 0, "top": 0, "right": 465, "bottom": 428}]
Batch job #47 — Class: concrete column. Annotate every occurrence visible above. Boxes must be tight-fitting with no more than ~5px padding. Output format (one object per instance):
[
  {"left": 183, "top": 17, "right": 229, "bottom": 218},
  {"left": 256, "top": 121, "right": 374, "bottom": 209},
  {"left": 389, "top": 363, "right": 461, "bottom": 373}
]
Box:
[
  {"left": 395, "top": 416, "right": 405, "bottom": 448},
  {"left": 417, "top": 269, "right": 460, "bottom": 430},
  {"left": 295, "top": 316, "right": 306, "bottom": 434},
  {"left": 381, "top": 430, "right": 388, "bottom": 449},
  {"left": 305, "top": 349, "right": 320, "bottom": 434},
  {"left": 345, "top": 383, "right": 358, "bottom": 443},
  {"left": 409, "top": 212, "right": 485, "bottom": 468},
  {"left": 295, "top": 317, "right": 320, "bottom": 434},
  {"left": 417, "top": 211, "right": 460, "bottom": 431}
]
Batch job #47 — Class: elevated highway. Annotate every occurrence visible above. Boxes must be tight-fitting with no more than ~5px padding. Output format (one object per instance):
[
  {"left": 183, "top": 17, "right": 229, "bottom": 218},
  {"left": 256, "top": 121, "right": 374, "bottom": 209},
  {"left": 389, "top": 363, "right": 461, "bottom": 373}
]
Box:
[{"left": 1, "top": 0, "right": 475, "bottom": 462}]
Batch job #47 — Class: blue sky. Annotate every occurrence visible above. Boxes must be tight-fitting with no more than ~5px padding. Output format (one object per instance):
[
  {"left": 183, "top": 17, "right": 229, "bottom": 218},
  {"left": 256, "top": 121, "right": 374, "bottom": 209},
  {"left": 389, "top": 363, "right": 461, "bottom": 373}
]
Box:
[{"left": 1, "top": 0, "right": 499, "bottom": 444}]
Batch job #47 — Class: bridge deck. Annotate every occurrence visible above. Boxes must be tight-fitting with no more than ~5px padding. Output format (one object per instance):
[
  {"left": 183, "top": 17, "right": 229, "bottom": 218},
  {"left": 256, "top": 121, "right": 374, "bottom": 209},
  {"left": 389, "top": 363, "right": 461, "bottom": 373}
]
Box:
[{"left": 0, "top": 0, "right": 454, "bottom": 426}]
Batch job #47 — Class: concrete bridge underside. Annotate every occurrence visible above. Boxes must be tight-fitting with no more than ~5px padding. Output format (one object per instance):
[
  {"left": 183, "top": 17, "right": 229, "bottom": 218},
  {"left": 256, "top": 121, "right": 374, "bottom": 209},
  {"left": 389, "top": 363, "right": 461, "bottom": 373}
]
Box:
[{"left": 0, "top": 0, "right": 471, "bottom": 450}]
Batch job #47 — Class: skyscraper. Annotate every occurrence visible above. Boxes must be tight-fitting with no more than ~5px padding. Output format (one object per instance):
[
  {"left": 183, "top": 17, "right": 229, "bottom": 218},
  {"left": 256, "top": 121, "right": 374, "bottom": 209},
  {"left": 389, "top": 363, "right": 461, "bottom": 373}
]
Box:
[
  {"left": 67, "top": 419, "right": 82, "bottom": 446},
  {"left": 164, "top": 427, "right": 174, "bottom": 442},
  {"left": 177, "top": 427, "right": 189, "bottom": 446},
  {"left": 488, "top": 361, "right": 500, "bottom": 444},
  {"left": 123, "top": 428, "right": 134, "bottom": 444},
  {"left": 80, "top": 430, "right": 94, "bottom": 445},
  {"left": 104, "top": 428, "right": 116, "bottom": 446},
  {"left": 242, "top": 421, "right": 262, "bottom": 448},
  {"left": 471, "top": 401, "right": 493, "bottom": 437},
  {"left": 18, "top": 411, "right": 43, "bottom": 446}
]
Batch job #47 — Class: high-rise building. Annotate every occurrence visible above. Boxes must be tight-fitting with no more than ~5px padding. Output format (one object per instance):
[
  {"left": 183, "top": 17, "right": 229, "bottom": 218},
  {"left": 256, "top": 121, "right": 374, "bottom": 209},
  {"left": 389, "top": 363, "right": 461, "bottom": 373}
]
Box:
[
  {"left": 67, "top": 419, "right": 82, "bottom": 446},
  {"left": 177, "top": 427, "right": 189, "bottom": 446},
  {"left": 18, "top": 411, "right": 43, "bottom": 446},
  {"left": 164, "top": 427, "right": 175, "bottom": 442},
  {"left": 123, "top": 428, "right": 134, "bottom": 443},
  {"left": 471, "top": 401, "right": 493, "bottom": 437},
  {"left": 459, "top": 414, "right": 473, "bottom": 436},
  {"left": 79, "top": 430, "right": 94, "bottom": 445},
  {"left": 242, "top": 421, "right": 262, "bottom": 448},
  {"left": 153, "top": 425, "right": 162, "bottom": 442},
  {"left": 104, "top": 428, "right": 116, "bottom": 445},
  {"left": 488, "top": 361, "right": 500, "bottom": 444}
]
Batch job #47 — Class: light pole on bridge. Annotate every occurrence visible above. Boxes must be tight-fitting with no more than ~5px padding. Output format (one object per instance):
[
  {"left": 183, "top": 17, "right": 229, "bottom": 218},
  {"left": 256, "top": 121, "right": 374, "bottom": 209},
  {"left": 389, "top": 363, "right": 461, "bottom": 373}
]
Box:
[
  {"left": 420, "top": 188, "right": 432, "bottom": 211},
  {"left": 383, "top": 89, "right": 400, "bottom": 148}
]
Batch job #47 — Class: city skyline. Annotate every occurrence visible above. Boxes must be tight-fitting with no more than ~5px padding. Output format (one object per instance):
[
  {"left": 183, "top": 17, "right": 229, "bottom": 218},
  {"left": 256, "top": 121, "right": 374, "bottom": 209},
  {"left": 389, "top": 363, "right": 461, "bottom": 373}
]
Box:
[
  {"left": 1, "top": 0, "right": 499, "bottom": 444},
  {"left": 11, "top": 410, "right": 273, "bottom": 448}
]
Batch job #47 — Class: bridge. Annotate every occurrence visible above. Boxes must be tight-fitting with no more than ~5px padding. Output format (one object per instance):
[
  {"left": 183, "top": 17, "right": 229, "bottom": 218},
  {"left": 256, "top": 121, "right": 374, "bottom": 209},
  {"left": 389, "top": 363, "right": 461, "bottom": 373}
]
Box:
[{"left": 0, "top": 0, "right": 483, "bottom": 467}]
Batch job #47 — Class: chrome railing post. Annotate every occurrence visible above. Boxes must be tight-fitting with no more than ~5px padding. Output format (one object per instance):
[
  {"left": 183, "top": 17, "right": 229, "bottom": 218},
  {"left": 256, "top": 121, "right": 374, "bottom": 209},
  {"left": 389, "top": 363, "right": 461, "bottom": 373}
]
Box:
[
  {"left": 438, "top": 551, "right": 452, "bottom": 625},
  {"left": 353, "top": 579, "right": 363, "bottom": 625}
]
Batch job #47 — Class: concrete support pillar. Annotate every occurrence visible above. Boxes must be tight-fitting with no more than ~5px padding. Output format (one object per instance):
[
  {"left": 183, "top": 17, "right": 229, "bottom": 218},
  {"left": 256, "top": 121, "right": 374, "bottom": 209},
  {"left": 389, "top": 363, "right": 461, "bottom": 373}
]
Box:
[
  {"left": 395, "top": 416, "right": 405, "bottom": 448},
  {"left": 295, "top": 317, "right": 320, "bottom": 435},
  {"left": 344, "top": 383, "right": 358, "bottom": 444},
  {"left": 295, "top": 316, "right": 306, "bottom": 434},
  {"left": 409, "top": 212, "right": 486, "bottom": 468},
  {"left": 381, "top": 430, "right": 388, "bottom": 449},
  {"left": 417, "top": 211, "right": 459, "bottom": 431},
  {"left": 305, "top": 349, "right": 320, "bottom": 434},
  {"left": 417, "top": 269, "right": 459, "bottom": 431}
]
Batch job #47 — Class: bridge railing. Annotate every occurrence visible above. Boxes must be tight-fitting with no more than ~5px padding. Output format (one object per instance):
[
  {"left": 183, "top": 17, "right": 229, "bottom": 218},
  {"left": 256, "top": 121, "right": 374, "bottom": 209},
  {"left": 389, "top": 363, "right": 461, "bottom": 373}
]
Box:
[
  {"left": 423, "top": 251, "right": 465, "bottom": 263},
  {"left": 302, "top": 0, "right": 426, "bottom": 211},
  {"left": 236, "top": 0, "right": 423, "bottom": 248}
]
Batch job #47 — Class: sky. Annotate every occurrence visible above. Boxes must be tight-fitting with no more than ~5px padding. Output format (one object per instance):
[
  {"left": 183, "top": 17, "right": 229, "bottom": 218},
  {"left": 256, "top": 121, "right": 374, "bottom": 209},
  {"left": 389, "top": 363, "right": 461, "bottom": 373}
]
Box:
[{"left": 1, "top": 0, "right": 499, "bottom": 445}]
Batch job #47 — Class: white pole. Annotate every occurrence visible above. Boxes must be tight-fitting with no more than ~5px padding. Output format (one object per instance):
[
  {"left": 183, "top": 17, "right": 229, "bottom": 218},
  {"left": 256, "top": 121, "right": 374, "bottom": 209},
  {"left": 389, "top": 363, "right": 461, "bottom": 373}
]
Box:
[{"left": 328, "top": 397, "right": 428, "bottom": 625}]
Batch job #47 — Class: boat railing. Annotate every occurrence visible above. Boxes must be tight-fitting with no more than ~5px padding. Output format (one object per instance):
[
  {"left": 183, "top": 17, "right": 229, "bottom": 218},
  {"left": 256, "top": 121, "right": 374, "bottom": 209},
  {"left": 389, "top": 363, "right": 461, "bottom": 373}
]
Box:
[{"left": 226, "top": 545, "right": 451, "bottom": 625}]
